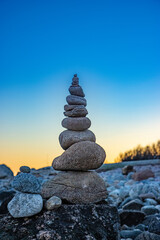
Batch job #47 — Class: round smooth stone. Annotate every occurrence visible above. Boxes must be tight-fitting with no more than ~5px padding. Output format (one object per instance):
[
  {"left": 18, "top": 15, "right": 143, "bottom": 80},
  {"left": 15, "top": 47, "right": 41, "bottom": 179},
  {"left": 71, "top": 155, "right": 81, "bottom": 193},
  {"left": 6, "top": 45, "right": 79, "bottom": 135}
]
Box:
[
  {"left": 52, "top": 141, "right": 106, "bottom": 171},
  {"left": 64, "top": 106, "right": 88, "bottom": 117},
  {"left": 62, "top": 117, "right": 91, "bottom": 131},
  {"left": 69, "top": 85, "right": 85, "bottom": 97},
  {"left": 7, "top": 193, "right": 43, "bottom": 218},
  {"left": 66, "top": 95, "right": 87, "bottom": 106},
  {"left": 20, "top": 166, "right": 30, "bottom": 173},
  {"left": 59, "top": 129, "right": 96, "bottom": 150}
]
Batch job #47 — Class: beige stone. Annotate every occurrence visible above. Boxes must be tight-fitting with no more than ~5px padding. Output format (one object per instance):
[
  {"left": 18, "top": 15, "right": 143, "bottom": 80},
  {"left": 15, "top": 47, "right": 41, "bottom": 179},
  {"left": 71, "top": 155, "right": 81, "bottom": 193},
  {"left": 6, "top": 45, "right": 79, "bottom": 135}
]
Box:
[{"left": 53, "top": 141, "right": 106, "bottom": 171}]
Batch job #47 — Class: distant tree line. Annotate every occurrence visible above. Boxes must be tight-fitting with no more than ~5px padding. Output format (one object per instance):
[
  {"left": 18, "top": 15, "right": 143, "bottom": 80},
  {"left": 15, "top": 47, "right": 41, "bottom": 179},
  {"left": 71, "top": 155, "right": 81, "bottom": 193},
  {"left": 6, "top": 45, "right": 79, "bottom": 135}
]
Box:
[{"left": 115, "top": 140, "right": 160, "bottom": 162}]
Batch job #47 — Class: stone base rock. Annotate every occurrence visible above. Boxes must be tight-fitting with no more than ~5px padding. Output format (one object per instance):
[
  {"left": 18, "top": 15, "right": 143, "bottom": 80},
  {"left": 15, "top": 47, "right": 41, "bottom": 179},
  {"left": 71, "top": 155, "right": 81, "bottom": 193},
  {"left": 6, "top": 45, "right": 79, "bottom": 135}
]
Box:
[
  {"left": 53, "top": 141, "right": 105, "bottom": 171},
  {"left": 41, "top": 171, "right": 107, "bottom": 203},
  {"left": 0, "top": 204, "right": 120, "bottom": 240},
  {"left": 59, "top": 130, "right": 96, "bottom": 150}
]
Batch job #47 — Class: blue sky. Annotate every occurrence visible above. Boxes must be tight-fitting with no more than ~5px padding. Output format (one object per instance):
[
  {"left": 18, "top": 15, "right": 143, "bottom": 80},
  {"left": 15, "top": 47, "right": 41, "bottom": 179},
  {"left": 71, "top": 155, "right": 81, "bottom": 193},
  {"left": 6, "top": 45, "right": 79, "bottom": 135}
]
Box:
[{"left": 0, "top": 0, "right": 160, "bottom": 172}]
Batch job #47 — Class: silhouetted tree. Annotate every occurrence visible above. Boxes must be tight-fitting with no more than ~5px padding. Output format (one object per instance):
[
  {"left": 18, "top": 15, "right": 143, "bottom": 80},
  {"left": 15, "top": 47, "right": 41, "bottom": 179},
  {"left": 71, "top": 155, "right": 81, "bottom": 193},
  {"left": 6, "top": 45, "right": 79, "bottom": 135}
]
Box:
[{"left": 115, "top": 140, "right": 160, "bottom": 162}]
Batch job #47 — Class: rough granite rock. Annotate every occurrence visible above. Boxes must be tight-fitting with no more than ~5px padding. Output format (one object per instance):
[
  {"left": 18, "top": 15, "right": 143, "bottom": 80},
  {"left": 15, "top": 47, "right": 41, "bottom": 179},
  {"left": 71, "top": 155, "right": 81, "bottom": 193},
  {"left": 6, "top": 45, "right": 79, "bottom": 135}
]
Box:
[
  {"left": 64, "top": 105, "right": 88, "bottom": 117},
  {"left": 12, "top": 173, "right": 41, "bottom": 193},
  {"left": 69, "top": 85, "right": 85, "bottom": 97},
  {"left": 0, "top": 204, "right": 120, "bottom": 240},
  {"left": 59, "top": 129, "right": 96, "bottom": 150},
  {"left": 41, "top": 171, "right": 108, "bottom": 203},
  {"left": 62, "top": 117, "right": 91, "bottom": 131},
  {"left": 66, "top": 95, "right": 87, "bottom": 106},
  {"left": 7, "top": 193, "right": 43, "bottom": 218},
  {"left": 53, "top": 141, "right": 106, "bottom": 171}
]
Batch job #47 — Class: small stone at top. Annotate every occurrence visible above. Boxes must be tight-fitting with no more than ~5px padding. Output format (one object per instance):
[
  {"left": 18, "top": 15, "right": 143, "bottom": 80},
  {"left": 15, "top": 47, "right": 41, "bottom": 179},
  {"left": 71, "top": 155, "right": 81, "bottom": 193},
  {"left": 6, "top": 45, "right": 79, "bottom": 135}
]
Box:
[
  {"left": 20, "top": 166, "right": 30, "bottom": 173},
  {"left": 72, "top": 74, "right": 79, "bottom": 86}
]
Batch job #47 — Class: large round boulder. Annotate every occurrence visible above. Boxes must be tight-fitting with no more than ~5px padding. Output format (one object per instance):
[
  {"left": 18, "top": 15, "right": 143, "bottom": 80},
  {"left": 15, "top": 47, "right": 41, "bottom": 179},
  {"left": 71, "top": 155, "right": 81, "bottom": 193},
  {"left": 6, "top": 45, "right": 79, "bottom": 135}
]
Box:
[
  {"left": 62, "top": 117, "right": 91, "bottom": 131},
  {"left": 41, "top": 171, "right": 108, "bottom": 204},
  {"left": 53, "top": 141, "right": 106, "bottom": 171},
  {"left": 59, "top": 130, "right": 96, "bottom": 150},
  {"left": 66, "top": 95, "right": 87, "bottom": 106}
]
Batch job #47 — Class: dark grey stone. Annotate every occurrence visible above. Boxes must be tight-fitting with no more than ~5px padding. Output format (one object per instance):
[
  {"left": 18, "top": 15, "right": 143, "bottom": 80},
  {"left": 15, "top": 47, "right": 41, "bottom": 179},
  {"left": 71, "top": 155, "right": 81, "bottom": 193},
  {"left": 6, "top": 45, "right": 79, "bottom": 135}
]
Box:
[
  {"left": 12, "top": 173, "right": 41, "bottom": 193},
  {"left": 64, "top": 105, "right": 88, "bottom": 117},
  {"left": 64, "top": 104, "right": 85, "bottom": 111},
  {"left": 119, "top": 210, "right": 145, "bottom": 226},
  {"left": 62, "top": 117, "right": 91, "bottom": 131},
  {"left": 66, "top": 95, "right": 87, "bottom": 106},
  {"left": 20, "top": 166, "right": 30, "bottom": 173},
  {"left": 0, "top": 164, "right": 13, "bottom": 179},
  {"left": 0, "top": 190, "right": 15, "bottom": 214},
  {"left": 122, "top": 199, "right": 144, "bottom": 210},
  {"left": 148, "top": 215, "right": 160, "bottom": 235},
  {"left": 141, "top": 206, "right": 159, "bottom": 215},
  {"left": 69, "top": 85, "right": 85, "bottom": 97}
]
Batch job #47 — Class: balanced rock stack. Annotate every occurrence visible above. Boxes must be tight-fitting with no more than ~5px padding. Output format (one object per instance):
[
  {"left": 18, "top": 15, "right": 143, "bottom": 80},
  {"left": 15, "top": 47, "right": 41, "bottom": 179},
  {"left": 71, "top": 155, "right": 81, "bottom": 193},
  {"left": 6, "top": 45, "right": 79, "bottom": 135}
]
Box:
[{"left": 41, "top": 74, "right": 108, "bottom": 203}]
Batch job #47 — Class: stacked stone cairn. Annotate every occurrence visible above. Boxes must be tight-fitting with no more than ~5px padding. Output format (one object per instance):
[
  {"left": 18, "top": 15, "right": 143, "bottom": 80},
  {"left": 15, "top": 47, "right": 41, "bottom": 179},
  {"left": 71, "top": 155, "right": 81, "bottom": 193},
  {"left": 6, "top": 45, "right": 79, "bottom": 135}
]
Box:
[
  {"left": 41, "top": 74, "right": 108, "bottom": 204},
  {"left": 7, "top": 166, "right": 43, "bottom": 218}
]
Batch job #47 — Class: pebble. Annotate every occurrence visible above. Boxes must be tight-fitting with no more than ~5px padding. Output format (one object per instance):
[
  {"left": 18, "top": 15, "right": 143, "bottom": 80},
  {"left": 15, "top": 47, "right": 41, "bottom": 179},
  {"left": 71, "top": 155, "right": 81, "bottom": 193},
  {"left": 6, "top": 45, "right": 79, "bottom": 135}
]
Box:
[
  {"left": 20, "top": 166, "right": 31, "bottom": 173},
  {"left": 141, "top": 206, "right": 159, "bottom": 215},
  {"left": 45, "top": 196, "right": 62, "bottom": 210}
]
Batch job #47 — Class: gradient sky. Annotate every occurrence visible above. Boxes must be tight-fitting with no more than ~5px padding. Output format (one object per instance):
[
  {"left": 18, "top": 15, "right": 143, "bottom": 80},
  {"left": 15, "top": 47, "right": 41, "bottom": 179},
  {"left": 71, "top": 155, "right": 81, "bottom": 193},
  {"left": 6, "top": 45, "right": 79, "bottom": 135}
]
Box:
[{"left": 0, "top": 0, "right": 160, "bottom": 173}]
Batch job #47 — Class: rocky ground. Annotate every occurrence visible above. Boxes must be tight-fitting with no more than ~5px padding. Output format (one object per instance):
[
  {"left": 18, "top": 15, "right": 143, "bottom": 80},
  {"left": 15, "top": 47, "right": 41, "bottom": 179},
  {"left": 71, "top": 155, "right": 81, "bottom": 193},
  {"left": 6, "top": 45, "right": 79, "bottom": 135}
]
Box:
[{"left": 0, "top": 163, "right": 160, "bottom": 240}]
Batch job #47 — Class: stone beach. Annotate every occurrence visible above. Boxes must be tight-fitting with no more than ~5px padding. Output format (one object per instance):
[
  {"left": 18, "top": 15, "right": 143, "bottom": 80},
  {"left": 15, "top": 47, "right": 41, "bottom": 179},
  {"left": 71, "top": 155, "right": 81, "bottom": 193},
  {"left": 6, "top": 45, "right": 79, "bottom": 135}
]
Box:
[{"left": 0, "top": 74, "right": 160, "bottom": 239}]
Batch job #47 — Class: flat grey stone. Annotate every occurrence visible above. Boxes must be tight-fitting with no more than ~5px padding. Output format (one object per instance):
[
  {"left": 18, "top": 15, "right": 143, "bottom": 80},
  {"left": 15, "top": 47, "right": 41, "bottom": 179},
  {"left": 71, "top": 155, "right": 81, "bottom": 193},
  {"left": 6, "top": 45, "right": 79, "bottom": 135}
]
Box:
[
  {"left": 122, "top": 199, "right": 144, "bottom": 210},
  {"left": 41, "top": 171, "right": 108, "bottom": 204},
  {"left": 62, "top": 117, "right": 91, "bottom": 131},
  {"left": 120, "top": 229, "right": 142, "bottom": 239},
  {"left": 66, "top": 95, "right": 87, "bottom": 106},
  {"left": 12, "top": 173, "right": 41, "bottom": 193},
  {"left": 69, "top": 85, "right": 85, "bottom": 97},
  {"left": 64, "top": 105, "right": 88, "bottom": 117},
  {"left": 59, "top": 129, "right": 96, "bottom": 150},
  {"left": 64, "top": 104, "right": 85, "bottom": 111},
  {"left": 53, "top": 141, "right": 106, "bottom": 171},
  {"left": 141, "top": 206, "right": 159, "bottom": 215},
  {"left": 7, "top": 193, "right": 43, "bottom": 218}
]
